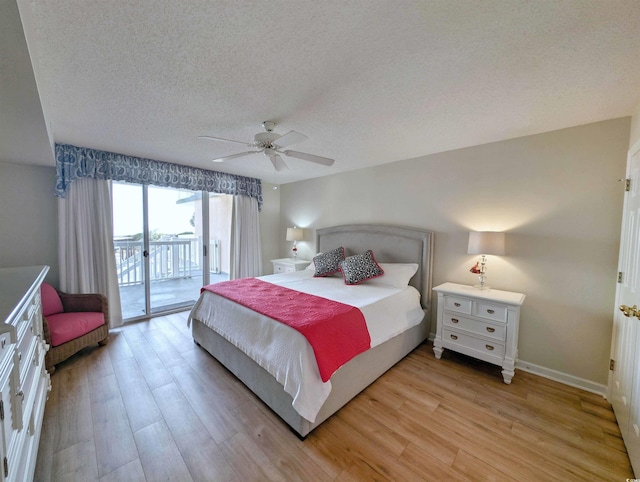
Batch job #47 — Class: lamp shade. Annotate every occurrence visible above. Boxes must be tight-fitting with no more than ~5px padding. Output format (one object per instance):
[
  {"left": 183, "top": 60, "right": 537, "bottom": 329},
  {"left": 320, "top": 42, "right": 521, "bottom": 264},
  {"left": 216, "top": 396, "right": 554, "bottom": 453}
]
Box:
[
  {"left": 286, "top": 227, "right": 304, "bottom": 242},
  {"left": 467, "top": 231, "right": 505, "bottom": 256}
]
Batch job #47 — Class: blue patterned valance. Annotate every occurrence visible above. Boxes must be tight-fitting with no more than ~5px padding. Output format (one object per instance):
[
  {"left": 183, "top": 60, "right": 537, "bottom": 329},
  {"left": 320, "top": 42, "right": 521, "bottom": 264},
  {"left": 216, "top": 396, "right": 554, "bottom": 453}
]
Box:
[{"left": 55, "top": 143, "right": 263, "bottom": 210}]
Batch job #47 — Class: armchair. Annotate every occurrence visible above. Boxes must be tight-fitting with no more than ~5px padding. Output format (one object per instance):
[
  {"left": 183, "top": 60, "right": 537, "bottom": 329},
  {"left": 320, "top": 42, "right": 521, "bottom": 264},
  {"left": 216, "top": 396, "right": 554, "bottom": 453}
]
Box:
[{"left": 40, "top": 282, "right": 109, "bottom": 373}]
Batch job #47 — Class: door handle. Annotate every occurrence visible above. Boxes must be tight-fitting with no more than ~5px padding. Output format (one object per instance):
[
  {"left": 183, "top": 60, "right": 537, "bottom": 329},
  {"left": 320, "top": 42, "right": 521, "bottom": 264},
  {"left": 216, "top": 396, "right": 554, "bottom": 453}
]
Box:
[
  {"left": 619, "top": 304, "right": 640, "bottom": 318},
  {"left": 143, "top": 250, "right": 149, "bottom": 258}
]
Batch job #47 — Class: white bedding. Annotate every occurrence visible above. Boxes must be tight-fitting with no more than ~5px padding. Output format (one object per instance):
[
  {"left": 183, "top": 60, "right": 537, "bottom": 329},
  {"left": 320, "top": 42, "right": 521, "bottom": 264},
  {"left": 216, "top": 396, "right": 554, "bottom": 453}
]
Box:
[{"left": 188, "top": 270, "right": 424, "bottom": 422}]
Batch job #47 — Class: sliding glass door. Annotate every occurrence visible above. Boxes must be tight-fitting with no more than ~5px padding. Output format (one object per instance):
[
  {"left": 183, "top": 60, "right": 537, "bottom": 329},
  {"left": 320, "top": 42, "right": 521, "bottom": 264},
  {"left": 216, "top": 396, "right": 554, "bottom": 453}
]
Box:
[
  {"left": 147, "top": 185, "right": 203, "bottom": 314},
  {"left": 113, "top": 182, "right": 146, "bottom": 319},
  {"left": 113, "top": 182, "right": 230, "bottom": 321}
]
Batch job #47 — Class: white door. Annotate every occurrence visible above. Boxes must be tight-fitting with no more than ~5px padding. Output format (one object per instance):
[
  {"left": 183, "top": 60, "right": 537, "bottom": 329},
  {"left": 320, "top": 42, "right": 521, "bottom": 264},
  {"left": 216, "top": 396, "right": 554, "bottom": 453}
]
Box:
[{"left": 610, "top": 141, "right": 640, "bottom": 474}]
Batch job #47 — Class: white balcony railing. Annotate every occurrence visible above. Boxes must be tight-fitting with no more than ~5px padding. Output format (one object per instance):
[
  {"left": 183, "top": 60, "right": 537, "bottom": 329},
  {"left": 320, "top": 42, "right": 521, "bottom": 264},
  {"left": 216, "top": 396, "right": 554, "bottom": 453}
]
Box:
[
  {"left": 114, "top": 237, "right": 191, "bottom": 286},
  {"left": 114, "top": 237, "right": 223, "bottom": 287}
]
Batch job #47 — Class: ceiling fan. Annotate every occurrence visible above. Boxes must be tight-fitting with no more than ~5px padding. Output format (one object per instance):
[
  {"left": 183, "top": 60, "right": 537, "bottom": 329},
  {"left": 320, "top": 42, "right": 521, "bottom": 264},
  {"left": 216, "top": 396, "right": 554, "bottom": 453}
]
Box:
[{"left": 198, "top": 121, "right": 335, "bottom": 171}]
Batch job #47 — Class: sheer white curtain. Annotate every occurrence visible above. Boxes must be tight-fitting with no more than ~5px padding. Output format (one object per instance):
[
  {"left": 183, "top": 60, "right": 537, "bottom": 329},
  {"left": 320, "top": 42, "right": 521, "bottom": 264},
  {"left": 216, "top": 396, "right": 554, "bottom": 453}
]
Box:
[
  {"left": 58, "top": 178, "right": 123, "bottom": 327},
  {"left": 230, "top": 195, "right": 262, "bottom": 279}
]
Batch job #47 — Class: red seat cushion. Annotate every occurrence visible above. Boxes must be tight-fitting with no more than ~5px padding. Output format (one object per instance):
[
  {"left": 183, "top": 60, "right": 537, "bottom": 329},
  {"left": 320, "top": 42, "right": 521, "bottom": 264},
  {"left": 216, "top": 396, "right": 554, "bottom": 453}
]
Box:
[
  {"left": 41, "top": 282, "right": 64, "bottom": 317},
  {"left": 45, "top": 312, "right": 105, "bottom": 347}
]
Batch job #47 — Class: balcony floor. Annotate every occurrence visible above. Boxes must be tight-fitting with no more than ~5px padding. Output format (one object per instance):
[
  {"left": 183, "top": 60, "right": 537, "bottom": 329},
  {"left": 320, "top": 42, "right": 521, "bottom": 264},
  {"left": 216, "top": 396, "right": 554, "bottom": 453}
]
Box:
[{"left": 119, "top": 272, "right": 229, "bottom": 320}]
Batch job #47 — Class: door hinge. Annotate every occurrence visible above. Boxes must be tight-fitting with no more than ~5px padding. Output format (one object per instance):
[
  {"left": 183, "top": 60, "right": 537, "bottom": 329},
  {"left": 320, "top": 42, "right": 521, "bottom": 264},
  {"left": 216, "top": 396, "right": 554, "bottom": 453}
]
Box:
[
  {"left": 0, "top": 400, "right": 3, "bottom": 421},
  {"left": 618, "top": 272, "right": 624, "bottom": 283},
  {"left": 610, "top": 359, "right": 616, "bottom": 371},
  {"left": 203, "top": 244, "right": 208, "bottom": 257},
  {"left": 625, "top": 178, "right": 631, "bottom": 192},
  {"left": 4, "top": 456, "right": 8, "bottom": 478}
]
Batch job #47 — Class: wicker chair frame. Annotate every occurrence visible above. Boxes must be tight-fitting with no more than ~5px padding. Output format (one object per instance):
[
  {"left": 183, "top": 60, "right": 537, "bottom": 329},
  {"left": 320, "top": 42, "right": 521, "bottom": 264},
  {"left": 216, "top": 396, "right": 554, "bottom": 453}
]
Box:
[{"left": 42, "top": 290, "right": 110, "bottom": 373}]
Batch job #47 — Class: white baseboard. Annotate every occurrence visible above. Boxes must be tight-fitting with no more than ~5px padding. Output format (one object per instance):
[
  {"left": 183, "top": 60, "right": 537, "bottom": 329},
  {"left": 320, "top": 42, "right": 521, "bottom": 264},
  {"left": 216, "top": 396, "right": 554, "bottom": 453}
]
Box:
[
  {"left": 426, "top": 333, "right": 607, "bottom": 397},
  {"left": 515, "top": 359, "right": 607, "bottom": 397}
]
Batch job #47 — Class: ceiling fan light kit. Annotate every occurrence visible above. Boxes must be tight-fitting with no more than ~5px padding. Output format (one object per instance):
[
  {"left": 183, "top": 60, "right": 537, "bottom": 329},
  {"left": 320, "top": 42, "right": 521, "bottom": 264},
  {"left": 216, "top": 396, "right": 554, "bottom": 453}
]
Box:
[{"left": 199, "top": 121, "right": 335, "bottom": 171}]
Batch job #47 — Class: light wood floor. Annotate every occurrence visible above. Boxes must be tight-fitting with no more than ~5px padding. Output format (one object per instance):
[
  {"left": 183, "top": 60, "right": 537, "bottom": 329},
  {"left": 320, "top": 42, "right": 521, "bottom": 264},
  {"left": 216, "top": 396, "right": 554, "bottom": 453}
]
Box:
[{"left": 34, "top": 311, "right": 633, "bottom": 481}]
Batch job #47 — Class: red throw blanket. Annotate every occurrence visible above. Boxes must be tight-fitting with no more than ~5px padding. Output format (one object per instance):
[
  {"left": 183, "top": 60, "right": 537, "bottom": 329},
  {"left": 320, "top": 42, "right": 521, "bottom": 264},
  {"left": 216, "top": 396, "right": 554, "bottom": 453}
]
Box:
[{"left": 202, "top": 278, "right": 371, "bottom": 382}]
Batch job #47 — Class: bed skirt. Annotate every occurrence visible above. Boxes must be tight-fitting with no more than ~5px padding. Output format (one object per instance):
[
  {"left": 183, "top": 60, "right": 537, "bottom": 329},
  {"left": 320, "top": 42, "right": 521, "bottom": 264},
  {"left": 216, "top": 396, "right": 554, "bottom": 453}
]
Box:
[{"left": 191, "top": 315, "right": 429, "bottom": 438}]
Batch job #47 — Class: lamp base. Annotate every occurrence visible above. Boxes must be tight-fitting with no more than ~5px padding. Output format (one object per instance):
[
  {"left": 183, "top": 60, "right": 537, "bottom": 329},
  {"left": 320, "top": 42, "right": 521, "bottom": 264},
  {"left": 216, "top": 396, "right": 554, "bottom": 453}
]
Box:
[
  {"left": 473, "top": 283, "right": 491, "bottom": 290},
  {"left": 474, "top": 274, "right": 490, "bottom": 290}
]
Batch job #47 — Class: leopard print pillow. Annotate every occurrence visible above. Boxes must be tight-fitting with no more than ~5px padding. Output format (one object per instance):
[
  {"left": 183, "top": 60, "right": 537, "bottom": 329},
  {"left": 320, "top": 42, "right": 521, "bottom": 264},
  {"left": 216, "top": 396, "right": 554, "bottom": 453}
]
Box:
[
  {"left": 313, "top": 247, "right": 345, "bottom": 277},
  {"left": 339, "top": 250, "right": 384, "bottom": 285}
]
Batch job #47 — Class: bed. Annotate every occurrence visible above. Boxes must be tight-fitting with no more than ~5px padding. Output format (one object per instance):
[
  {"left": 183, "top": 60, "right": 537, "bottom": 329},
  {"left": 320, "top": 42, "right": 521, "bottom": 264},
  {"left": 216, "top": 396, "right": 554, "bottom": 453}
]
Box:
[{"left": 189, "top": 224, "right": 434, "bottom": 437}]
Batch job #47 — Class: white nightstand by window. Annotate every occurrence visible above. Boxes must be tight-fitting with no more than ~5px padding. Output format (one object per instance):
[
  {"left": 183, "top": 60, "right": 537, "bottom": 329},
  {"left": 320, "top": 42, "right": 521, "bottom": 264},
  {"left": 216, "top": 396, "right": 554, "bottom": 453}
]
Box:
[
  {"left": 433, "top": 282, "right": 525, "bottom": 384},
  {"left": 270, "top": 258, "right": 311, "bottom": 274}
]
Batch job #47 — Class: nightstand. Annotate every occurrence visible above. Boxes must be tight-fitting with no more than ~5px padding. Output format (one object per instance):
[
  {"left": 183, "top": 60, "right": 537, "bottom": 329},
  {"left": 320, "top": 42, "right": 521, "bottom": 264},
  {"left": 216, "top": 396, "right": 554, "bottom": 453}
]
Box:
[
  {"left": 433, "top": 282, "right": 525, "bottom": 384},
  {"left": 270, "top": 258, "right": 310, "bottom": 274}
]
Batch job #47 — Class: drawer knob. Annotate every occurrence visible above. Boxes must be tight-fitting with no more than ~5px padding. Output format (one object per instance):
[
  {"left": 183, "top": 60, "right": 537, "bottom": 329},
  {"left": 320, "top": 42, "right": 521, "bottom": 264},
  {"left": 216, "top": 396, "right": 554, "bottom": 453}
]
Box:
[
  {"left": 451, "top": 318, "right": 459, "bottom": 323},
  {"left": 486, "top": 327, "right": 495, "bottom": 333},
  {"left": 454, "top": 302, "right": 461, "bottom": 307},
  {"left": 450, "top": 334, "right": 458, "bottom": 340},
  {"left": 485, "top": 345, "right": 494, "bottom": 351},
  {"left": 487, "top": 309, "right": 495, "bottom": 314}
]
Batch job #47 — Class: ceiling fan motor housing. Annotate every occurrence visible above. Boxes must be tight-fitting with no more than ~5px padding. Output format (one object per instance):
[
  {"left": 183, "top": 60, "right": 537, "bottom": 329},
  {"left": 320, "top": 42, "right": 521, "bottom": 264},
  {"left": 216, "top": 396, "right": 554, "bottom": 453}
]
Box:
[{"left": 254, "top": 131, "right": 281, "bottom": 147}]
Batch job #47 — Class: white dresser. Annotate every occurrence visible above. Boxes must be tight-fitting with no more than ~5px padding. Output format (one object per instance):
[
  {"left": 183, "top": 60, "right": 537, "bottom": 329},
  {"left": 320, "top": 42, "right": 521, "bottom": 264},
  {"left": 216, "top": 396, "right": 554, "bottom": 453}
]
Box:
[
  {"left": 0, "top": 266, "right": 50, "bottom": 481},
  {"left": 433, "top": 282, "right": 525, "bottom": 384},
  {"left": 270, "top": 258, "right": 310, "bottom": 274}
]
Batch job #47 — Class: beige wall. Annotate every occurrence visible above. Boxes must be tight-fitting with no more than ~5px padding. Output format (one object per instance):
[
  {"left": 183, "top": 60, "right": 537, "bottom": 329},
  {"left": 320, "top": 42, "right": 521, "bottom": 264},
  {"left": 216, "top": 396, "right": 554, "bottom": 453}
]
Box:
[
  {"left": 630, "top": 99, "right": 640, "bottom": 150},
  {"left": 0, "top": 161, "right": 59, "bottom": 285},
  {"left": 278, "top": 118, "right": 630, "bottom": 387}
]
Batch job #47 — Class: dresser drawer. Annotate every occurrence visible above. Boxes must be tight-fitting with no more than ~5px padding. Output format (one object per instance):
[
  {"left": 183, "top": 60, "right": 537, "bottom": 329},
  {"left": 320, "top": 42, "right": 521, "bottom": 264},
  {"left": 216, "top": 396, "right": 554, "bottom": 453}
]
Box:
[
  {"left": 472, "top": 300, "right": 508, "bottom": 323},
  {"left": 14, "top": 345, "right": 44, "bottom": 434},
  {"left": 19, "top": 291, "right": 40, "bottom": 326},
  {"left": 444, "top": 295, "right": 472, "bottom": 314},
  {"left": 0, "top": 356, "right": 13, "bottom": 455},
  {"left": 17, "top": 327, "right": 38, "bottom": 382},
  {"left": 13, "top": 290, "right": 40, "bottom": 347},
  {"left": 443, "top": 328, "right": 505, "bottom": 359},
  {"left": 0, "top": 333, "right": 12, "bottom": 368},
  {"left": 443, "top": 313, "right": 506, "bottom": 341}
]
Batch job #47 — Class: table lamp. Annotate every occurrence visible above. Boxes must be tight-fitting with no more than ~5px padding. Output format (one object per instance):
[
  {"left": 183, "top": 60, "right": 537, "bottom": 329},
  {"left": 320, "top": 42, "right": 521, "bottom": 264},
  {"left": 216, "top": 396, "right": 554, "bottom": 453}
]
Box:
[
  {"left": 467, "top": 231, "right": 505, "bottom": 290},
  {"left": 286, "top": 227, "right": 304, "bottom": 258}
]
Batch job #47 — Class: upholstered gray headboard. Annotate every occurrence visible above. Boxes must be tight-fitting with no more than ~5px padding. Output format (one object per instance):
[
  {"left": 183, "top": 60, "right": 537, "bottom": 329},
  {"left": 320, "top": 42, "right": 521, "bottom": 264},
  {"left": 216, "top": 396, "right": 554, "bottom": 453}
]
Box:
[{"left": 316, "top": 224, "right": 434, "bottom": 310}]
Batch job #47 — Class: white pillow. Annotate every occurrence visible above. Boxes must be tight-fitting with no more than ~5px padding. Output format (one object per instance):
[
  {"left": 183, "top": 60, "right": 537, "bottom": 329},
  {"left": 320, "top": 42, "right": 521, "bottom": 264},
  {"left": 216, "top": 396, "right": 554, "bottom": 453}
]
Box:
[{"left": 367, "top": 263, "right": 419, "bottom": 289}]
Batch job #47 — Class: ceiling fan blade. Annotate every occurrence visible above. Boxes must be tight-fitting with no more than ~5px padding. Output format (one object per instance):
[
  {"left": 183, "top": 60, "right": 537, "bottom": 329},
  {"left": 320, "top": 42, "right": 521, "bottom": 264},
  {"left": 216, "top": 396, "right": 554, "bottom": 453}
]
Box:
[
  {"left": 198, "top": 135, "right": 252, "bottom": 147},
  {"left": 269, "top": 153, "right": 288, "bottom": 171},
  {"left": 283, "top": 150, "right": 335, "bottom": 166},
  {"left": 273, "top": 130, "right": 308, "bottom": 148},
  {"left": 211, "top": 151, "right": 260, "bottom": 163}
]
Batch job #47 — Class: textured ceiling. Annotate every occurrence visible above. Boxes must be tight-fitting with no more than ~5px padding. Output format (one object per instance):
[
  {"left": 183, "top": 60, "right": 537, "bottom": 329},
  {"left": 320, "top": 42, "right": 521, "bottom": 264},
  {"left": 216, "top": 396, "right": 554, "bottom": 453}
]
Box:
[{"left": 6, "top": 0, "right": 640, "bottom": 184}]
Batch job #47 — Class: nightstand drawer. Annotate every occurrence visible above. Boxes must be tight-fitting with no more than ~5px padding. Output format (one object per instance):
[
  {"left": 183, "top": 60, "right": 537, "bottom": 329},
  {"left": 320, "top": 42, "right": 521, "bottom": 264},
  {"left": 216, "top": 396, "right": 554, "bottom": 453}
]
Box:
[
  {"left": 444, "top": 296, "right": 472, "bottom": 314},
  {"left": 271, "top": 259, "right": 310, "bottom": 274},
  {"left": 274, "top": 264, "right": 295, "bottom": 273},
  {"left": 443, "top": 313, "right": 506, "bottom": 341},
  {"left": 443, "top": 328, "right": 505, "bottom": 359},
  {"left": 473, "top": 301, "right": 508, "bottom": 323}
]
